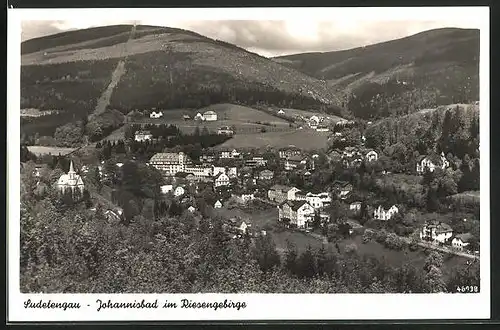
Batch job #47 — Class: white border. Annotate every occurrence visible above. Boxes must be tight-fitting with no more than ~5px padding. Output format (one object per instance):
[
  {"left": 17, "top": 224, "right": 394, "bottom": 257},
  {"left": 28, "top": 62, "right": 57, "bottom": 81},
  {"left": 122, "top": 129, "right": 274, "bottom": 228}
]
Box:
[{"left": 8, "top": 7, "right": 490, "bottom": 322}]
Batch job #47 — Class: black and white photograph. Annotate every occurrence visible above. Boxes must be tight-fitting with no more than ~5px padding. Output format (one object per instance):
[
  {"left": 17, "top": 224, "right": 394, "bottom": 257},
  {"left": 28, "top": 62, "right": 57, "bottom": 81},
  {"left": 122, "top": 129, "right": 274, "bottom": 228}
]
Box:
[{"left": 8, "top": 6, "right": 490, "bottom": 322}]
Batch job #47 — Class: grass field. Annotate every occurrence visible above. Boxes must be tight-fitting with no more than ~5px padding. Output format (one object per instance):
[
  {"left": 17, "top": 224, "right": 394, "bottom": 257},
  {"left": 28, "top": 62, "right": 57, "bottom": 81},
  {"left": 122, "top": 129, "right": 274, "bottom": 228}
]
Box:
[
  {"left": 336, "top": 235, "right": 470, "bottom": 280},
  {"left": 27, "top": 145, "right": 77, "bottom": 156},
  {"left": 217, "top": 129, "right": 331, "bottom": 150},
  {"left": 128, "top": 103, "right": 293, "bottom": 135},
  {"left": 215, "top": 206, "right": 277, "bottom": 229}
]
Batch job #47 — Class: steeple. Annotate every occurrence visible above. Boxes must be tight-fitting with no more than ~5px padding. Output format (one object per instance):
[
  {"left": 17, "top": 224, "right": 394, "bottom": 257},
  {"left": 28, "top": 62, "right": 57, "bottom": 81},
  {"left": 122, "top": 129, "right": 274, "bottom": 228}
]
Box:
[{"left": 68, "top": 160, "right": 76, "bottom": 179}]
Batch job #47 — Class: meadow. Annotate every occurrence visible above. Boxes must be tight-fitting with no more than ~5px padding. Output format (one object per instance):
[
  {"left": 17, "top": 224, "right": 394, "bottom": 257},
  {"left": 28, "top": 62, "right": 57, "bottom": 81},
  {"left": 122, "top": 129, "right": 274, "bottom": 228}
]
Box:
[{"left": 27, "top": 145, "right": 77, "bottom": 156}]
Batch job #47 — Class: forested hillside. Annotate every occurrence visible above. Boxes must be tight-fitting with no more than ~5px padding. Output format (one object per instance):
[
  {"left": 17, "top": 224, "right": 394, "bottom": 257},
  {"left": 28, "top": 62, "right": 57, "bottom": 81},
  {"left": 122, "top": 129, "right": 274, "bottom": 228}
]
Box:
[
  {"left": 21, "top": 24, "right": 343, "bottom": 138},
  {"left": 275, "top": 28, "right": 479, "bottom": 119}
]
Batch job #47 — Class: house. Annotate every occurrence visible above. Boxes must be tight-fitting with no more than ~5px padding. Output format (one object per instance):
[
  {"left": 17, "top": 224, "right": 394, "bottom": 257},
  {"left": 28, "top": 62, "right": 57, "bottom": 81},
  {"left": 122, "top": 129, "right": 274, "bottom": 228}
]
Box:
[
  {"left": 150, "top": 152, "right": 191, "bottom": 176},
  {"left": 373, "top": 205, "right": 399, "bottom": 221},
  {"left": 187, "top": 206, "right": 196, "bottom": 213},
  {"left": 305, "top": 192, "right": 332, "bottom": 209},
  {"left": 268, "top": 185, "right": 300, "bottom": 204},
  {"left": 183, "top": 165, "right": 213, "bottom": 178},
  {"left": 349, "top": 201, "right": 362, "bottom": 213},
  {"left": 365, "top": 150, "right": 378, "bottom": 162},
  {"left": 214, "top": 200, "right": 223, "bottom": 208},
  {"left": 104, "top": 209, "right": 123, "bottom": 223},
  {"left": 244, "top": 157, "right": 268, "bottom": 168},
  {"left": 233, "top": 193, "right": 255, "bottom": 204},
  {"left": 220, "top": 148, "right": 241, "bottom": 159},
  {"left": 238, "top": 221, "right": 251, "bottom": 234},
  {"left": 452, "top": 233, "right": 473, "bottom": 250},
  {"left": 116, "top": 162, "right": 124, "bottom": 168},
  {"left": 194, "top": 112, "right": 204, "bottom": 121},
  {"left": 416, "top": 152, "right": 450, "bottom": 174},
  {"left": 203, "top": 110, "right": 218, "bottom": 121},
  {"left": 420, "top": 221, "right": 453, "bottom": 244},
  {"left": 279, "top": 146, "right": 301, "bottom": 159},
  {"left": 213, "top": 166, "right": 238, "bottom": 179},
  {"left": 200, "top": 152, "right": 216, "bottom": 163},
  {"left": 150, "top": 111, "right": 163, "bottom": 119},
  {"left": 217, "top": 126, "right": 234, "bottom": 135},
  {"left": 285, "top": 155, "right": 310, "bottom": 171},
  {"left": 57, "top": 160, "right": 85, "bottom": 194},
  {"left": 278, "top": 109, "right": 285, "bottom": 115},
  {"left": 174, "top": 186, "right": 185, "bottom": 197},
  {"left": 309, "top": 115, "right": 320, "bottom": 127},
  {"left": 278, "top": 200, "right": 315, "bottom": 229},
  {"left": 182, "top": 114, "right": 191, "bottom": 120},
  {"left": 258, "top": 169, "right": 274, "bottom": 181},
  {"left": 160, "top": 184, "right": 174, "bottom": 194},
  {"left": 214, "top": 172, "right": 231, "bottom": 188},
  {"left": 319, "top": 212, "right": 331, "bottom": 223},
  {"left": 332, "top": 181, "right": 352, "bottom": 200},
  {"left": 134, "top": 130, "right": 153, "bottom": 142},
  {"left": 316, "top": 125, "right": 330, "bottom": 132}
]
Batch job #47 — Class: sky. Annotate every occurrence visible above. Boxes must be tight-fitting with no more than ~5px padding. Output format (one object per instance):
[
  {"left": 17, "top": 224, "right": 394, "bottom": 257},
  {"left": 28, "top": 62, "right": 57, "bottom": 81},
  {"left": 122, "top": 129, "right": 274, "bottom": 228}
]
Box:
[{"left": 21, "top": 17, "right": 481, "bottom": 58}]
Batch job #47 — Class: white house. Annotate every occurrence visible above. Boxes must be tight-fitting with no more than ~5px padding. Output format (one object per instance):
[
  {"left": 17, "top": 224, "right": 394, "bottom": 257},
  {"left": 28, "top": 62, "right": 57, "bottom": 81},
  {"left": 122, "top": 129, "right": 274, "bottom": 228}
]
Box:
[
  {"left": 194, "top": 112, "right": 205, "bottom": 121},
  {"left": 150, "top": 152, "right": 191, "bottom": 177},
  {"left": 203, "top": 110, "right": 218, "bottom": 121},
  {"left": 416, "top": 152, "right": 449, "bottom": 174},
  {"left": 452, "top": 233, "right": 473, "bottom": 250},
  {"left": 350, "top": 201, "right": 362, "bottom": 212},
  {"left": 278, "top": 109, "right": 285, "bottom": 115},
  {"left": 316, "top": 126, "right": 330, "bottom": 132},
  {"left": 57, "top": 160, "right": 85, "bottom": 194},
  {"left": 174, "top": 186, "right": 185, "bottom": 197},
  {"left": 365, "top": 150, "right": 378, "bottom": 162},
  {"left": 239, "top": 221, "right": 250, "bottom": 234},
  {"left": 310, "top": 115, "right": 320, "bottom": 124},
  {"left": 187, "top": 206, "right": 196, "bottom": 213},
  {"left": 420, "top": 221, "right": 453, "bottom": 244},
  {"left": 160, "top": 184, "right": 174, "bottom": 194},
  {"left": 305, "top": 192, "right": 332, "bottom": 209},
  {"left": 150, "top": 111, "right": 163, "bottom": 119},
  {"left": 214, "top": 172, "right": 231, "bottom": 188},
  {"left": 278, "top": 200, "right": 316, "bottom": 229},
  {"left": 134, "top": 130, "right": 153, "bottom": 142},
  {"left": 217, "top": 126, "right": 234, "bottom": 135},
  {"left": 214, "top": 200, "right": 223, "bottom": 208},
  {"left": 373, "top": 205, "right": 399, "bottom": 221}
]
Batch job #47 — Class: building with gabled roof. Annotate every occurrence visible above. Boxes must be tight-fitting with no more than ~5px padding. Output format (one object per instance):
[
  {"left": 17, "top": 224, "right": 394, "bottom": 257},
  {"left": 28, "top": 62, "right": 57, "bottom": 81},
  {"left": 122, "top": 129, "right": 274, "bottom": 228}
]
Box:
[
  {"left": 149, "top": 152, "right": 191, "bottom": 176},
  {"left": 420, "top": 221, "right": 453, "bottom": 244},
  {"left": 278, "top": 200, "right": 315, "bottom": 229},
  {"left": 57, "top": 160, "right": 85, "bottom": 194}
]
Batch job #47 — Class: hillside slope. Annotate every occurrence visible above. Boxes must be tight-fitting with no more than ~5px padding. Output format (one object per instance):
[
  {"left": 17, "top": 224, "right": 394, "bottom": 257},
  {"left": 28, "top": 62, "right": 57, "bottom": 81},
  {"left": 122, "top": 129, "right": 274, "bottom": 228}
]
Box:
[
  {"left": 21, "top": 24, "right": 343, "bottom": 137},
  {"left": 274, "top": 28, "right": 479, "bottom": 120}
]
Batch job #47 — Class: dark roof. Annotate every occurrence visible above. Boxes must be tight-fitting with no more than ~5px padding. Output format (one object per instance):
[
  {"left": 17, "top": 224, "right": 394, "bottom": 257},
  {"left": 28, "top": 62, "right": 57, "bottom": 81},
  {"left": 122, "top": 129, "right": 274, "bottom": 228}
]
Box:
[
  {"left": 333, "top": 181, "right": 351, "bottom": 188},
  {"left": 175, "top": 172, "right": 191, "bottom": 178},
  {"left": 290, "top": 200, "right": 311, "bottom": 211},
  {"left": 288, "top": 155, "right": 307, "bottom": 162},
  {"left": 455, "top": 233, "right": 473, "bottom": 243}
]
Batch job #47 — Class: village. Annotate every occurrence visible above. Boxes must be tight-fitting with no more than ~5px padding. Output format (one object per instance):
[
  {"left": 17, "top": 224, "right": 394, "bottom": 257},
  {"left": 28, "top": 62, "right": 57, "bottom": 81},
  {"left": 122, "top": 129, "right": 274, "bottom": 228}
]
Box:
[{"left": 28, "top": 106, "right": 479, "bottom": 265}]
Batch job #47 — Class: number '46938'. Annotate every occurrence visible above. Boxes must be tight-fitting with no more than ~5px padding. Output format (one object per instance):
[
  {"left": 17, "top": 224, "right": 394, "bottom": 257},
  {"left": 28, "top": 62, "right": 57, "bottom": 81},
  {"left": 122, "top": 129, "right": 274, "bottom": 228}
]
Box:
[{"left": 456, "top": 285, "right": 479, "bottom": 293}]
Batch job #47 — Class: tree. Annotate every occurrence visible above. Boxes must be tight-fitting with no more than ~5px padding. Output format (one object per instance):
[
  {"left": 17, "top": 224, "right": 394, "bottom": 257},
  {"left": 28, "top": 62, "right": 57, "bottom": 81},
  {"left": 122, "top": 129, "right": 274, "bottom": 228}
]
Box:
[
  {"left": 284, "top": 240, "right": 298, "bottom": 275},
  {"left": 252, "top": 234, "right": 280, "bottom": 273},
  {"left": 424, "top": 252, "right": 444, "bottom": 272},
  {"left": 424, "top": 265, "right": 446, "bottom": 293},
  {"left": 296, "top": 246, "right": 316, "bottom": 278}
]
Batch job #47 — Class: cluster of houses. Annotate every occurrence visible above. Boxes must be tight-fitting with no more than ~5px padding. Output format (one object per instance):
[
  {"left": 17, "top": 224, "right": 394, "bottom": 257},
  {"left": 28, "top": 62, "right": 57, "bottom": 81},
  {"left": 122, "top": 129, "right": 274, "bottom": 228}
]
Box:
[
  {"left": 329, "top": 147, "right": 378, "bottom": 168},
  {"left": 419, "top": 220, "right": 475, "bottom": 252},
  {"left": 268, "top": 185, "right": 331, "bottom": 229},
  {"left": 149, "top": 110, "right": 219, "bottom": 122},
  {"left": 416, "top": 152, "right": 450, "bottom": 174}
]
